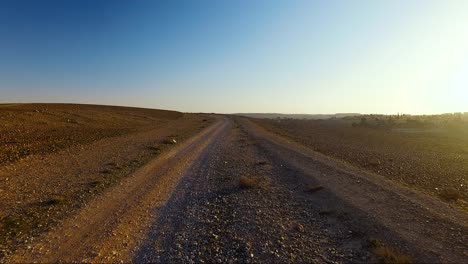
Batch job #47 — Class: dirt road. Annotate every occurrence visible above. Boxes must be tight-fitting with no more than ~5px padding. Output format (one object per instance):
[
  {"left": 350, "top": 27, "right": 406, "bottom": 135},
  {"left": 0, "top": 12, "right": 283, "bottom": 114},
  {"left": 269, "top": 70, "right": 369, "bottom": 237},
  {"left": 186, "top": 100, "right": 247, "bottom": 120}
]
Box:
[{"left": 6, "top": 117, "right": 468, "bottom": 263}]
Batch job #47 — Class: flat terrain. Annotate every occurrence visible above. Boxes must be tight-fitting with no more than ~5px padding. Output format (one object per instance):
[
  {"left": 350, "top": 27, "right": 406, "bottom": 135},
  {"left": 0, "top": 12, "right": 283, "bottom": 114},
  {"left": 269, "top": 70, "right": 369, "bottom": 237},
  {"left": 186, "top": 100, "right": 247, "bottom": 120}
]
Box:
[
  {"left": 0, "top": 104, "right": 212, "bottom": 258},
  {"left": 253, "top": 118, "right": 468, "bottom": 207},
  {"left": 1, "top": 108, "right": 467, "bottom": 263},
  {"left": 0, "top": 103, "right": 183, "bottom": 165}
]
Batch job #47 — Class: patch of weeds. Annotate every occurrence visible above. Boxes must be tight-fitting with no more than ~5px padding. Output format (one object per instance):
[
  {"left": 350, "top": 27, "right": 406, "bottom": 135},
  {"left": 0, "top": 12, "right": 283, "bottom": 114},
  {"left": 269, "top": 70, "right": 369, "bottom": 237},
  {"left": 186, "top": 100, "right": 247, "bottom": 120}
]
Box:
[
  {"left": 239, "top": 176, "right": 261, "bottom": 189},
  {"left": 370, "top": 239, "right": 412, "bottom": 264},
  {"left": 2, "top": 216, "right": 21, "bottom": 231},
  {"left": 0, "top": 207, "right": 64, "bottom": 258},
  {"left": 369, "top": 239, "right": 383, "bottom": 248},
  {"left": 0, "top": 214, "right": 35, "bottom": 238},
  {"left": 438, "top": 187, "right": 460, "bottom": 202},
  {"left": 161, "top": 138, "right": 177, "bottom": 145}
]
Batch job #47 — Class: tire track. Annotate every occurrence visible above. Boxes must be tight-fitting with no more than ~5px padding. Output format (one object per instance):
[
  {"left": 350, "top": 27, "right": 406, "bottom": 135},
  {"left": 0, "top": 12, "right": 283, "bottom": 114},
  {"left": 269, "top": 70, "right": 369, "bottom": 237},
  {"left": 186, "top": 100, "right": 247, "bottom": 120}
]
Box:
[
  {"left": 7, "top": 117, "right": 229, "bottom": 263},
  {"left": 240, "top": 117, "right": 468, "bottom": 263}
]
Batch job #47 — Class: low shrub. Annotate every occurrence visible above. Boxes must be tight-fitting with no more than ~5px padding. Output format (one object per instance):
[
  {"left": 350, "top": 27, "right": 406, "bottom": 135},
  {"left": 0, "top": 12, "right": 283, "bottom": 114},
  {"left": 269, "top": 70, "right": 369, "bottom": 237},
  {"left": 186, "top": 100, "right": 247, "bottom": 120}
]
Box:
[{"left": 370, "top": 239, "right": 412, "bottom": 264}]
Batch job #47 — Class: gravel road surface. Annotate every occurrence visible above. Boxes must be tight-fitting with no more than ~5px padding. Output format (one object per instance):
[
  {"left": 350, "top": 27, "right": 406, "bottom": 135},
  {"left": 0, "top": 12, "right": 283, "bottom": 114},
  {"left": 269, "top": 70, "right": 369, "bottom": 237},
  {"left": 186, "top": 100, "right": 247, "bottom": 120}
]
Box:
[{"left": 7, "top": 116, "right": 468, "bottom": 263}]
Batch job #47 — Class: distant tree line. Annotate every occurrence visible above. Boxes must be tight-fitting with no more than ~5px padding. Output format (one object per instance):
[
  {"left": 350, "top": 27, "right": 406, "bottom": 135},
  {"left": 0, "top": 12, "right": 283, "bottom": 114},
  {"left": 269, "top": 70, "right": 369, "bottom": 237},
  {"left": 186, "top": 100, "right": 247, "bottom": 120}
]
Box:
[{"left": 351, "top": 113, "right": 467, "bottom": 129}]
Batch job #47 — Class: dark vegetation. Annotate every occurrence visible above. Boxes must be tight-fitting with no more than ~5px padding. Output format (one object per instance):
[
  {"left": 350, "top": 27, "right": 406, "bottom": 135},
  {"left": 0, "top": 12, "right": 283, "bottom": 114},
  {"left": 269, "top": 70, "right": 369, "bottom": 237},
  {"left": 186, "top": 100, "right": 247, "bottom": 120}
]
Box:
[
  {"left": 369, "top": 239, "right": 412, "bottom": 264},
  {"left": 350, "top": 113, "right": 467, "bottom": 130}
]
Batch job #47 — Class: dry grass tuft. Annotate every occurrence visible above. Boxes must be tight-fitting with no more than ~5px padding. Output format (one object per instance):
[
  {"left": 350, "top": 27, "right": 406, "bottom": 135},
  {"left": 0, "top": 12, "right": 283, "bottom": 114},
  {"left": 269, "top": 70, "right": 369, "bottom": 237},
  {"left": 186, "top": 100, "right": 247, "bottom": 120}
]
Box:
[
  {"left": 438, "top": 187, "right": 460, "bottom": 202},
  {"left": 374, "top": 246, "right": 412, "bottom": 264},
  {"left": 370, "top": 240, "right": 412, "bottom": 264},
  {"left": 162, "top": 138, "right": 177, "bottom": 145},
  {"left": 239, "top": 176, "right": 260, "bottom": 189}
]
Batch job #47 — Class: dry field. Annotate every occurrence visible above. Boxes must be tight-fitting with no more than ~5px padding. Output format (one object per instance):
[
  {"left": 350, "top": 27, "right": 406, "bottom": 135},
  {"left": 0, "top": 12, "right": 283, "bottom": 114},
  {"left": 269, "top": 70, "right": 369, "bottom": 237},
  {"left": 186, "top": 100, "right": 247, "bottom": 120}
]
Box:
[
  {"left": 252, "top": 118, "right": 468, "bottom": 207},
  {"left": 1, "top": 113, "right": 466, "bottom": 263},
  {"left": 0, "top": 103, "right": 183, "bottom": 164},
  {"left": 0, "top": 103, "right": 212, "bottom": 258}
]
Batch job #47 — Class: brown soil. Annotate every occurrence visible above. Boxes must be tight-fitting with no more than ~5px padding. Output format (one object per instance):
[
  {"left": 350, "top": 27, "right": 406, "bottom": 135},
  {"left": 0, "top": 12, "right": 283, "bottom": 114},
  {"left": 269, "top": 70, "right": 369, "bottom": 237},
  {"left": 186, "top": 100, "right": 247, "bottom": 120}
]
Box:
[
  {"left": 0, "top": 103, "right": 182, "bottom": 165},
  {"left": 0, "top": 103, "right": 213, "bottom": 258},
  {"left": 134, "top": 117, "right": 467, "bottom": 263},
  {"left": 6, "top": 117, "right": 226, "bottom": 263},
  {"left": 238, "top": 118, "right": 467, "bottom": 263},
  {"left": 2, "top": 114, "right": 467, "bottom": 263},
  {"left": 252, "top": 118, "right": 468, "bottom": 207}
]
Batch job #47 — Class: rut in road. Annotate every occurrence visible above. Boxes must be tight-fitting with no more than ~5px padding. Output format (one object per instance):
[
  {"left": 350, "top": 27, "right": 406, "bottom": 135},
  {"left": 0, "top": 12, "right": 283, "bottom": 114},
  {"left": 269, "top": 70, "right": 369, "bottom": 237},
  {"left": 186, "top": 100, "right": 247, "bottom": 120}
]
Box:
[
  {"left": 7, "top": 118, "right": 228, "bottom": 263},
  {"left": 241, "top": 118, "right": 467, "bottom": 263},
  {"left": 7, "top": 116, "right": 468, "bottom": 263},
  {"left": 136, "top": 117, "right": 467, "bottom": 263},
  {"left": 135, "top": 119, "right": 378, "bottom": 263}
]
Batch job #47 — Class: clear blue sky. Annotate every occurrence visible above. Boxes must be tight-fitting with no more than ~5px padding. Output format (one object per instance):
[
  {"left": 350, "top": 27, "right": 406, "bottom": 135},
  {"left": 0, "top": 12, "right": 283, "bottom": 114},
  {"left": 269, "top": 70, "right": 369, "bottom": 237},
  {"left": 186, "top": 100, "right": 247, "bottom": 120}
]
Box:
[{"left": 1, "top": 0, "right": 467, "bottom": 114}]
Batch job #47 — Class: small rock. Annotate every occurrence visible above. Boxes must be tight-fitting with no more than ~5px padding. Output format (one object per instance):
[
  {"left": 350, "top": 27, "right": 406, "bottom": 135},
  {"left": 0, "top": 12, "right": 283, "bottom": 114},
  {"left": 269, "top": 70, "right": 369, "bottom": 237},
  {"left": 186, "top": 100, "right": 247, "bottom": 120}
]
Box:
[{"left": 295, "top": 223, "right": 305, "bottom": 233}]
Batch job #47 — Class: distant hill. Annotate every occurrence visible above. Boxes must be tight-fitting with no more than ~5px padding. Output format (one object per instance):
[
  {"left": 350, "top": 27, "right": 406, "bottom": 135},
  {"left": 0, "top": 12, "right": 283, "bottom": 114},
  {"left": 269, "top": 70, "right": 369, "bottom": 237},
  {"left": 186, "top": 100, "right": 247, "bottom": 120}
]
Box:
[{"left": 235, "top": 113, "right": 361, "bottom": 120}]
